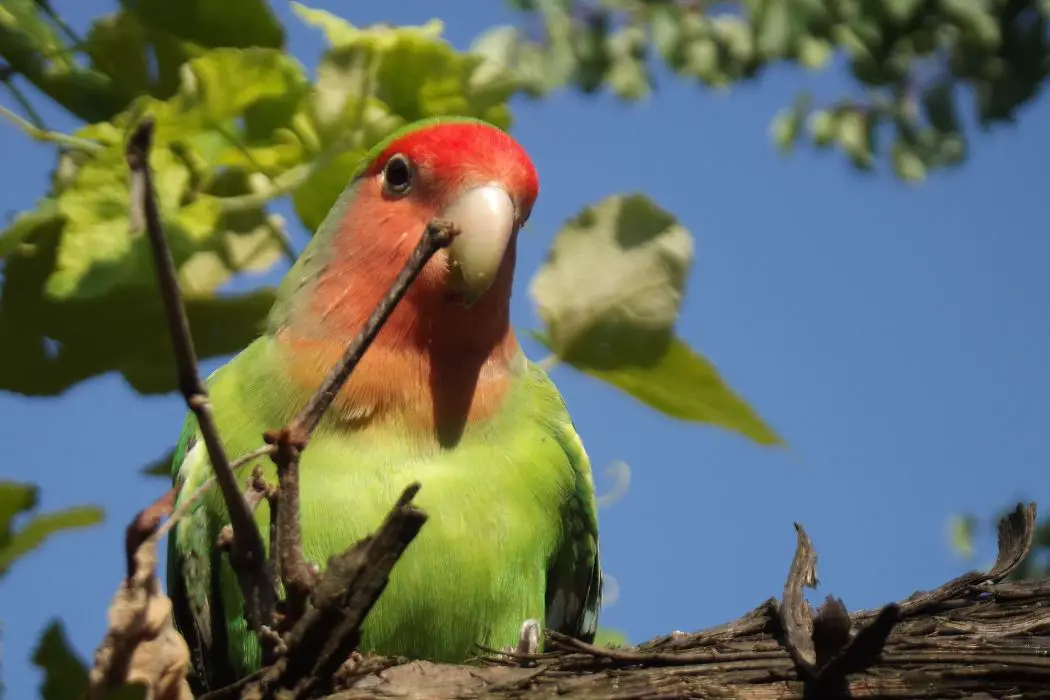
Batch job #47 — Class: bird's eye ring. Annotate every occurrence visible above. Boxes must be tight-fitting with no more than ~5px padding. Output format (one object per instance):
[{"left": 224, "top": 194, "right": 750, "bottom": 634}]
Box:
[{"left": 382, "top": 154, "right": 414, "bottom": 196}]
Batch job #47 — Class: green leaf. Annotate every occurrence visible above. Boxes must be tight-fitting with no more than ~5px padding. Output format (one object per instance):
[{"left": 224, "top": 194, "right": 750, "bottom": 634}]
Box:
[
  {"left": 891, "top": 139, "right": 927, "bottom": 182},
  {"left": 186, "top": 48, "right": 309, "bottom": 125},
  {"left": 0, "top": 481, "right": 37, "bottom": 540},
  {"left": 0, "top": 199, "right": 61, "bottom": 258},
  {"left": 592, "top": 627, "right": 630, "bottom": 648},
  {"left": 948, "top": 514, "right": 977, "bottom": 559},
  {"left": 299, "top": 6, "right": 516, "bottom": 143},
  {"left": 142, "top": 447, "right": 177, "bottom": 478},
  {"left": 1, "top": 481, "right": 104, "bottom": 578},
  {"left": 0, "top": 0, "right": 129, "bottom": 121},
  {"left": 291, "top": 150, "right": 365, "bottom": 233},
  {"left": 756, "top": 1, "right": 793, "bottom": 58},
  {"left": 543, "top": 335, "right": 782, "bottom": 446},
  {"left": 605, "top": 25, "right": 650, "bottom": 100},
  {"left": 530, "top": 194, "right": 779, "bottom": 445},
  {"left": 649, "top": 4, "right": 684, "bottom": 68},
  {"left": 531, "top": 194, "right": 692, "bottom": 367},
  {"left": 770, "top": 94, "right": 810, "bottom": 154},
  {"left": 127, "top": 0, "right": 283, "bottom": 50},
  {"left": 0, "top": 503, "right": 104, "bottom": 577},
  {"left": 32, "top": 621, "right": 89, "bottom": 700},
  {"left": 0, "top": 211, "right": 277, "bottom": 395},
  {"left": 85, "top": 11, "right": 152, "bottom": 100}
]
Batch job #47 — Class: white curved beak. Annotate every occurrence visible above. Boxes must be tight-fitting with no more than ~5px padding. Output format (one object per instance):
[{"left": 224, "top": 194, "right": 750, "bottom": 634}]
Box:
[{"left": 442, "top": 184, "right": 516, "bottom": 306}]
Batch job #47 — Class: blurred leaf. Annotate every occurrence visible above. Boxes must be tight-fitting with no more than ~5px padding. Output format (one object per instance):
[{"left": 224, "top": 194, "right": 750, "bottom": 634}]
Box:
[
  {"left": 0, "top": 481, "right": 104, "bottom": 577},
  {"left": 142, "top": 447, "right": 177, "bottom": 478},
  {"left": 32, "top": 620, "right": 89, "bottom": 700},
  {"left": 0, "top": 481, "right": 37, "bottom": 538},
  {"left": 530, "top": 194, "right": 779, "bottom": 445},
  {"left": 592, "top": 627, "right": 630, "bottom": 648},
  {"left": 948, "top": 513, "right": 978, "bottom": 559},
  {"left": 892, "top": 140, "right": 927, "bottom": 183},
  {"left": 770, "top": 93, "right": 811, "bottom": 154},
  {"left": 0, "top": 0, "right": 128, "bottom": 121},
  {"left": 187, "top": 48, "right": 309, "bottom": 125},
  {"left": 0, "top": 506, "right": 104, "bottom": 577},
  {"left": 0, "top": 199, "right": 60, "bottom": 258},
  {"left": 298, "top": 3, "right": 517, "bottom": 143},
  {"left": 127, "top": 0, "right": 283, "bottom": 50},
  {"left": 85, "top": 10, "right": 152, "bottom": 100},
  {"left": 291, "top": 149, "right": 365, "bottom": 233},
  {"left": 605, "top": 25, "right": 650, "bottom": 100}
]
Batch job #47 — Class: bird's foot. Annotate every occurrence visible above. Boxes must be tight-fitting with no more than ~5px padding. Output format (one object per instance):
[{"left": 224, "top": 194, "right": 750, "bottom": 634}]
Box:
[{"left": 501, "top": 618, "right": 541, "bottom": 666}]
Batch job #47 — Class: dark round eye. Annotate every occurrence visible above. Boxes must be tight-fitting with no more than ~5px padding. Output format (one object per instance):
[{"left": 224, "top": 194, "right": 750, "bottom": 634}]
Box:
[{"left": 382, "top": 153, "right": 413, "bottom": 196}]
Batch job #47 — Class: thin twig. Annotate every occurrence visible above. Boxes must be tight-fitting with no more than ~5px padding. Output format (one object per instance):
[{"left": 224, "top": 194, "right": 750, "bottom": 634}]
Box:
[
  {"left": 1, "top": 80, "right": 45, "bottom": 130},
  {"left": 290, "top": 218, "right": 460, "bottom": 438},
  {"left": 0, "top": 103, "right": 103, "bottom": 152},
  {"left": 126, "top": 117, "right": 274, "bottom": 630},
  {"left": 157, "top": 445, "right": 276, "bottom": 539},
  {"left": 264, "top": 218, "right": 459, "bottom": 620}
]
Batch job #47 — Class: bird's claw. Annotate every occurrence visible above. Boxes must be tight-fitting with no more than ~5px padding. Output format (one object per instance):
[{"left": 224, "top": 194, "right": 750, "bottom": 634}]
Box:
[{"left": 501, "top": 618, "right": 541, "bottom": 665}]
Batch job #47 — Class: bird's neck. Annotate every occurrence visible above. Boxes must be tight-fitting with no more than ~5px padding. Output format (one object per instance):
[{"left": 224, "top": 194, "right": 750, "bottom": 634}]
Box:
[{"left": 275, "top": 246, "right": 520, "bottom": 444}]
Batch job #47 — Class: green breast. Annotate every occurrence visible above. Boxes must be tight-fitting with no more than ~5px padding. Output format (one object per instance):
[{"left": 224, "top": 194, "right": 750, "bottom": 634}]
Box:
[{"left": 190, "top": 338, "right": 580, "bottom": 674}]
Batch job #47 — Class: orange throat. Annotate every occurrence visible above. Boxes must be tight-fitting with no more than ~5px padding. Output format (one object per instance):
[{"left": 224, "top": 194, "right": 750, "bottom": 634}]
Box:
[{"left": 276, "top": 253, "right": 520, "bottom": 445}]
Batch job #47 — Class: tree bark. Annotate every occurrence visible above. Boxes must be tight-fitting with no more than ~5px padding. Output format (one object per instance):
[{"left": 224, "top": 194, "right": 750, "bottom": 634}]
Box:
[{"left": 314, "top": 504, "right": 1050, "bottom": 700}]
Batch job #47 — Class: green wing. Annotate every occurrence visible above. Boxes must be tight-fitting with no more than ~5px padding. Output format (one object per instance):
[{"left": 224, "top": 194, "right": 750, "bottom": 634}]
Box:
[
  {"left": 529, "top": 362, "right": 603, "bottom": 643},
  {"left": 166, "top": 406, "right": 236, "bottom": 692}
]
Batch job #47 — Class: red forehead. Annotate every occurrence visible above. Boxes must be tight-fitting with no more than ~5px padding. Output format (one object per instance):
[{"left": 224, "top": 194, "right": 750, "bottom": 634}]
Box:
[{"left": 366, "top": 121, "right": 539, "bottom": 205}]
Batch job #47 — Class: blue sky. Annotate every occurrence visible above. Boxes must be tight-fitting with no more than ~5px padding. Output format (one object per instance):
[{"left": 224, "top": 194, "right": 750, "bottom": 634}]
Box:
[{"left": 2, "top": 2, "right": 1048, "bottom": 697}]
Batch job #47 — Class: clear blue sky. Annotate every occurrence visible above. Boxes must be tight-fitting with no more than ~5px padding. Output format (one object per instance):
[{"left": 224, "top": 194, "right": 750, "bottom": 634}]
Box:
[{"left": 2, "top": 2, "right": 1048, "bottom": 697}]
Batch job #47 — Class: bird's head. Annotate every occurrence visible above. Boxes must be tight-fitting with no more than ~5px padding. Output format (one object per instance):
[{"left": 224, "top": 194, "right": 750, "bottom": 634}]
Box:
[{"left": 347, "top": 117, "right": 538, "bottom": 308}]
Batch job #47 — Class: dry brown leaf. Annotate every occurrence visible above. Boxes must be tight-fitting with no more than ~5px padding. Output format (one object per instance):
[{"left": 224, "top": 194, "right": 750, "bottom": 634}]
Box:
[{"left": 87, "top": 491, "right": 192, "bottom": 700}]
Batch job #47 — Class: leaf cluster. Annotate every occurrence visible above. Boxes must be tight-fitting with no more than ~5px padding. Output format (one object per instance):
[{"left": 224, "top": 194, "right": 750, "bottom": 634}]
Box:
[{"left": 490, "top": 0, "right": 1049, "bottom": 182}]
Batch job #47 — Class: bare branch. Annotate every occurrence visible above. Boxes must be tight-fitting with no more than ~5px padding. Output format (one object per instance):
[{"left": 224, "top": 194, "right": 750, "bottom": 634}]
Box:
[
  {"left": 290, "top": 218, "right": 460, "bottom": 439},
  {"left": 265, "top": 219, "right": 459, "bottom": 621},
  {"left": 126, "top": 117, "right": 274, "bottom": 630}
]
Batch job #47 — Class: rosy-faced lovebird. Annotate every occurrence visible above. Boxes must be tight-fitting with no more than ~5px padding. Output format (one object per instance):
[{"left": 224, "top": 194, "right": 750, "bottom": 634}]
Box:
[{"left": 167, "top": 117, "right": 602, "bottom": 689}]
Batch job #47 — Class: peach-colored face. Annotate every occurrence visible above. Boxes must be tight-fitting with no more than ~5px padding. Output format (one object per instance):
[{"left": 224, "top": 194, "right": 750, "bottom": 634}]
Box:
[
  {"left": 361, "top": 120, "right": 539, "bottom": 226},
  {"left": 335, "top": 121, "right": 539, "bottom": 306}
]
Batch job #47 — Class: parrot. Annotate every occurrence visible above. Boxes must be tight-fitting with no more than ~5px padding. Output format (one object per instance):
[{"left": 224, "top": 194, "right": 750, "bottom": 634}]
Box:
[{"left": 166, "top": 116, "right": 602, "bottom": 690}]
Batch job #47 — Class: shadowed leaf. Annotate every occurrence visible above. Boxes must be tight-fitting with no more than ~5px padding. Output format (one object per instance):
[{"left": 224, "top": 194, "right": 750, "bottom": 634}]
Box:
[{"left": 32, "top": 620, "right": 89, "bottom": 700}]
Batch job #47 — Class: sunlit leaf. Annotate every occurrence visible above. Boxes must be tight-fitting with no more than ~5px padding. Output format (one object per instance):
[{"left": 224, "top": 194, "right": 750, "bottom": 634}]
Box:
[
  {"left": 32, "top": 621, "right": 89, "bottom": 700},
  {"left": 531, "top": 194, "right": 692, "bottom": 369},
  {"left": 530, "top": 195, "right": 779, "bottom": 445},
  {"left": 298, "top": 5, "right": 515, "bottom": 138},
  {"left": 0, "top": 213, "right": 277, "bottom": 395}
]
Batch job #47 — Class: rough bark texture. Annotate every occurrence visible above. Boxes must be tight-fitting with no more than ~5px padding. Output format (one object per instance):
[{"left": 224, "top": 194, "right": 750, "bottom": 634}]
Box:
[{"left": 305, "top": 504, "right": 1050, "bottom": 700}]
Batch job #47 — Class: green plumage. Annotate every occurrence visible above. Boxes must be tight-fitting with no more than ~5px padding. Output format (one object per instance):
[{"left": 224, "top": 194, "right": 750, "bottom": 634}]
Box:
[
  {"left": 167, "top": 117, "right": 601, "bottom": 691},
  {"left": 167, "top": 330, "right": 601, "bottom": 690}
]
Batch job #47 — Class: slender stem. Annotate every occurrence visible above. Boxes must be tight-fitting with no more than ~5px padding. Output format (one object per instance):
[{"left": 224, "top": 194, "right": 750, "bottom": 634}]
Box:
[
  {"left": 535, "top": 353, "right": 559, "bottom": 373},
  {"left": 267, "top": 218, "right": 458, "bottom": 625},
  {"left": 2, "top": 80, "right": 45, "bottom": 130},
  {"left": 0, "top": 103, "right": 103, "bottom": 152},
  {"left": 158, "top": 444, "right": 277, "bottom": 539},
  {"left": 126, "top": 118, "right": 274, "bottom": 630},
  {"left": 290, "top": 219, "right": 459, "bottom": 438}
]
